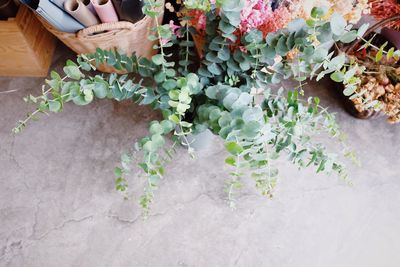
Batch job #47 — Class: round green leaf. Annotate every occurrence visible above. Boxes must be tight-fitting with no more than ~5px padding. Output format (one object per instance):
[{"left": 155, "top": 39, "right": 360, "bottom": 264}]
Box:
[
  {"left": 330, "top": 13, "right": 347, "bottom": 36},
  {"left": 225, "top": 141, "right": 243, "bottom": 156},
  {"left": 152, "top": 54, "right": 165, "bottom": 65},
  {"left": 149, "top": 122, "right": 164, "bottom": 135},
  {"left": 48, "top": 100, "right": 62, "bottom": 112}
]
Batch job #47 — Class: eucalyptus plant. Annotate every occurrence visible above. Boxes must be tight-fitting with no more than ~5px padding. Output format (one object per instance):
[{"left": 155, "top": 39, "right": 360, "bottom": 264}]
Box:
[{"left": 14, "top": 1, "right": 364, "bottom": 214}]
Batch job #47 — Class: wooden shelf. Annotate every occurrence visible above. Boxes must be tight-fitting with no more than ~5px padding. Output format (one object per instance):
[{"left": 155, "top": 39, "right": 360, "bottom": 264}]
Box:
[{"left": 0, "top": 5, "right": 56, "bottom": 77}]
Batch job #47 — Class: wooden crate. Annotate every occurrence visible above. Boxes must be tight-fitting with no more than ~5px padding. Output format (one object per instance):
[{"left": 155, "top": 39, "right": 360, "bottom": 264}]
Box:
[{"left": 0, "top": 5, "right": 56, "bottom": 77}]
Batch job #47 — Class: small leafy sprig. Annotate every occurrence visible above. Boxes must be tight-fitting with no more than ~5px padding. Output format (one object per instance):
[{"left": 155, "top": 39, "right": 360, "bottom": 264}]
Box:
[{"left": 12, "top": 53, "right": 149, "bottom": 134}]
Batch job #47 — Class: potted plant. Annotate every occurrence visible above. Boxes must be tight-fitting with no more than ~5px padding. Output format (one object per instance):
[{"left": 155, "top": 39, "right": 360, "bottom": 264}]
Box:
[
  {"left": 327, "top": 12, "right": 400, "bottom": 122},
  {"left": 14, "top": 0, "right": 374, "bottom": 215}
]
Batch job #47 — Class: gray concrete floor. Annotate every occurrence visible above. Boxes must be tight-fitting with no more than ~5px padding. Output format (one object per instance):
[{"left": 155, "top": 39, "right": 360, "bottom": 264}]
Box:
[{"left": 1, "top": 45, "right": 400, "bottom": 267}]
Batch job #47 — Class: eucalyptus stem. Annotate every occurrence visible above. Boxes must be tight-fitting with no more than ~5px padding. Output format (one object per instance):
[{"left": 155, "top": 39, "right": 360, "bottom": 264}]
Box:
[
  {"left": 13, "top": 109, "right": 41, "bottom": 134},
  {"left": 147, "top": 0, "right": 166, "bottom": 73},
  {"left": 184, "top": 23, "right": 190, "bottom": 74}
]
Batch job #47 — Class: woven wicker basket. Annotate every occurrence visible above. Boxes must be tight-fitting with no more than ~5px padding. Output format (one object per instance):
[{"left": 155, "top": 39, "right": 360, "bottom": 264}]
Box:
[{"left": 37, "top": 1, "right": 164, "bottom": 73}]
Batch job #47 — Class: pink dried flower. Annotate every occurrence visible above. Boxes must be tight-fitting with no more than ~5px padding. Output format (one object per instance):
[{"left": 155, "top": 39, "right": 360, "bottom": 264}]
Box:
[
  {"left": 169, "top": 20, "right": 183, "bottom": 38},
  {"left": 239, "top": 0, "right": 294, "bottom": 36},
  {"left": 160, "top": 38, "right": 171, "bottom": 46},
  {"left": 239, "top": 46, "right": 248, "bottom": 53},
  {"left": 239, "top": 0, "right": 272, "bottom": 34}
]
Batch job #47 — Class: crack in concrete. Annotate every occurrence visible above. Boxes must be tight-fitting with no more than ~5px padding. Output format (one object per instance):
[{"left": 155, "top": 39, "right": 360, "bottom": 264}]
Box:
[
  {"left": 0, "top": 239, "right": 23, "bottom": 263},
  {"left": 106, "top": 191, "right": 217, "bottom": 227},
  {"left": 107, "top": 214, "right": 141, "bottom": 225},
  {"left": 28, "top": 200, "right": 43, "bottom": 240},
  {"left": 0, "top": 236, "right": 9, "bottom": 259},
  {"left": 0, "top": 215, "right": 94, "bottom": 264},
  {"left": 32, "top": 215, "right": 94, "bottom": 242},
  {"left": 233, "top": 250, "right": 244, "bottom": 266},
  {"left": 8, "top": 137, "right": 23, "bottom": 171},
  {"left": 181, "top": 191, "right": 218, "bottom": 206},
  {"left": 0, "top": 138, "right": 30, "bottom": 191},
  {"left": 107, "top": 209, "right": 170, "bottom": 226},
  {"left": 0, "top": 146, "right": 23, "bottom": 171},
  {"left": 0, "top": 197, "right": 42, "bottom": 262}
]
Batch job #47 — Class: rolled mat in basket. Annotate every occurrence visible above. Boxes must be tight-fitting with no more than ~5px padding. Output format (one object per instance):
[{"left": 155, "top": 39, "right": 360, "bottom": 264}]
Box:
[
  {"left": 21, "top": 0, "right": 85, "bottom": 32},
  {"left": 64, "top": 0, "right": 100, "bottom": 27},
  {"left": 51, "top": 0, "right": 95, "bottom": 15},
  {"left": 49, "top": 0, "right": 67, "bottom": 9},
  {"left": 91, "top": 0, "right": 118, "bottom": 23}
]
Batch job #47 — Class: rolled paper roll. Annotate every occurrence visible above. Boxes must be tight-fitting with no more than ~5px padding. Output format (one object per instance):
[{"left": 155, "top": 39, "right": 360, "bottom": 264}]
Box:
[
  {"left": 81, "top": 0, "right": 96, "bottom": 15},
  {"left": 91, "top": 0, "right": 118, "bottom": 23},
  {"left": 64, "top": 0, "right": 100, "bottom": 27}
]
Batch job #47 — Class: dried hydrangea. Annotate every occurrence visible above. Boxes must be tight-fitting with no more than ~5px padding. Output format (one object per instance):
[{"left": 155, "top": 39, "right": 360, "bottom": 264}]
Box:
[
  {"left": 239, "top": 0, "right": 293, "bottom": 35},
  {"left": 352, "top": 67, "right": 400, "bottom": 123}
]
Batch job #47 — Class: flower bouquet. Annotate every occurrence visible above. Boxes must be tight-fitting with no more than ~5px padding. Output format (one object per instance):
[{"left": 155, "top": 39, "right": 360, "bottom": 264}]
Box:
[
  {"left": 14, "top": 0, "right": 380, "bottom": 214},
  {"left": 185, "top": 0, "right": 370, "bottom": 55}
]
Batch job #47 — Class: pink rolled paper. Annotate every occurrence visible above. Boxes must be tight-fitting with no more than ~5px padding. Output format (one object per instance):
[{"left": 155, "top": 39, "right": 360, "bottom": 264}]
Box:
[
  {"left": 81, "top": 0, "right": 96, "bottom": 15},
  {"left": 90, "top": 0, "right": 119, "bottom": 23}
]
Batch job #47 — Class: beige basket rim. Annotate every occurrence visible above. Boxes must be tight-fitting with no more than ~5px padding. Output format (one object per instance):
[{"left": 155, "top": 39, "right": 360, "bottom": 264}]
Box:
[{"left": 78, "top": 16, "right": 155, "bottom": 38}]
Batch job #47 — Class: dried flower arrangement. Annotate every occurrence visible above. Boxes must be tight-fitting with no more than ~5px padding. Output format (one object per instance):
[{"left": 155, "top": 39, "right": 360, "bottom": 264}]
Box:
[
  {"left": 369, "top": 0, "right": 400, "bottom": 30},
  {"left": 351, "top": 71, "right": 400, "bottom": 123},
  {"left": 348, "top": 42, "right": 400, "bottom": 123}
]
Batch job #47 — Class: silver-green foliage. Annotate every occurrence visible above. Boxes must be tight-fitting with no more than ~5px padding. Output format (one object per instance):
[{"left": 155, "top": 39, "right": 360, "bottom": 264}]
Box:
[{"left": 14, "top": 3, "right": 360, "bottom": 214}]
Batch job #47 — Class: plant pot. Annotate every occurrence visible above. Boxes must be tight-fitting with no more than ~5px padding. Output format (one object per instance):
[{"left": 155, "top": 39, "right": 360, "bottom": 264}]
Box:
[
  {"left": 330, "top": 78, "right": 378, "bottom": 119},
  {"left": 333, "top": 33, "right": 395, "bottom": 119},
  {"left": 333, "top": 16, "right": 400, "bottom": 120}
]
